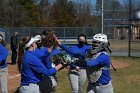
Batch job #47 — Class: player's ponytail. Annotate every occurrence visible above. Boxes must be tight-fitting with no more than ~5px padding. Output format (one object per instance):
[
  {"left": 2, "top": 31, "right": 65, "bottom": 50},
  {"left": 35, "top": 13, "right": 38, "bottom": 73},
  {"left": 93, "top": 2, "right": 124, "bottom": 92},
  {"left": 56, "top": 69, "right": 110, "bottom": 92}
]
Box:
[
  {"left": 17, "top": 36, "right": 30, "bottom": 72},
  {"left": 17, "top": 41, "right": 24, "bottom": 72}
]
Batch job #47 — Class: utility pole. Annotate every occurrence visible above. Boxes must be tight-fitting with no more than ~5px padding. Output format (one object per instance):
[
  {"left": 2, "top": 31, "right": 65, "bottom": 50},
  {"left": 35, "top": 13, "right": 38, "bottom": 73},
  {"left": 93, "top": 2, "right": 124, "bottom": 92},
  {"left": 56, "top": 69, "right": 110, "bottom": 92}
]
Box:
[{"left": 101, "top": 0, "right": 104, "bottom": 34}]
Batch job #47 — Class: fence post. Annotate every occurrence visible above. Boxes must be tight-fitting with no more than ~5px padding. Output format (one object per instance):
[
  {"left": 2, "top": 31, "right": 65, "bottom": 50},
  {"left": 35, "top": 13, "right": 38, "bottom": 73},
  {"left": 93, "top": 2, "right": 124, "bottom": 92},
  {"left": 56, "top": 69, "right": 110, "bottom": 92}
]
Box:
[
  {"left": 64, "top": 27, "right": 66, "bottom": 44},
  {"left": 128, "top": 0, "right": 131, "bottom": 57}
]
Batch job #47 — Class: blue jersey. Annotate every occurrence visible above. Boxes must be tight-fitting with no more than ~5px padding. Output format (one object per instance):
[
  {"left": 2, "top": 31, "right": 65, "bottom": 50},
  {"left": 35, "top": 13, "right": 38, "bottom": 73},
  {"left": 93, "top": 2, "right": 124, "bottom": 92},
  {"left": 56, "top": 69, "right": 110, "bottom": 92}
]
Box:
[
  {"left": 60, "top": 44, "right": 91, "bottom": 69},
  {"left": 34, "top": 47, "right": 60, "bottom": 75},
  {"left": 44, "top": 48, "right": 60, "bottom": 69},
  {"left": 20, "top": 50, "right": 57, "bottom": 85},
  {"left": 34, "top": 47, "right": 50, "bottom": 59},
  {"left": 0, "top": 44, "right": 8, "bottom": 68},
  {"left": 86, "top": 52, "right": 111, "bottom": 84}
]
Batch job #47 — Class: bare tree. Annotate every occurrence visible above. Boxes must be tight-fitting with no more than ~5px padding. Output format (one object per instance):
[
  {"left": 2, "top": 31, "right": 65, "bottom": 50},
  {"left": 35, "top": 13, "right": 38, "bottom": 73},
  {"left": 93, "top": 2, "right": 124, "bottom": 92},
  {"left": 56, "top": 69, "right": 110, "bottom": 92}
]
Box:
[
  {"left": 49, "top": 0, "right": 76, "bottom": 27},
  {"left": 0, "top": 0, "right": 40, "bottom": 27},
  {"left": 74, "top": 0, "right": 94, "bottom": 27},
  {"left": 0, "top": 0, "right": 10, "bottom": 27},
  {"left": 39, "top": 0, "right": 52, "bottom": 26}
]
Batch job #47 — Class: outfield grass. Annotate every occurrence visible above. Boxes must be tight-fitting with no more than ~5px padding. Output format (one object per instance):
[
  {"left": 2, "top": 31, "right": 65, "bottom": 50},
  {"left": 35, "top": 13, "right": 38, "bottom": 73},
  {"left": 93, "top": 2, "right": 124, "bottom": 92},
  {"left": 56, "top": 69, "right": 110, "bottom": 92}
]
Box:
[
  {"left": 55, "top": 57, "right": 140, "bottom": 93},
  {"left": 111, "top": 57, "right": 140, "bottom": 93}
]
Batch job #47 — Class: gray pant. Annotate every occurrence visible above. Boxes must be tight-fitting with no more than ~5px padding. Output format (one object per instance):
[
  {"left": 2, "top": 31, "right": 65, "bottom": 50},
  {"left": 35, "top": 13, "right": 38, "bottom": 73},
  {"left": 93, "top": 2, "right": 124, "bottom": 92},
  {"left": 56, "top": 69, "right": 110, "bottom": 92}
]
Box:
[
  {"left": 19, "top": 83, "right": 40, "bottom": 93},
  {"left": 50, "top": 76, "right": 57, "bottom": 93},
  {"left": 86, "top": 81, "right": 114, "bottom": 93},
  {"left": 69, "top": 69, "right": 87, "bottom": 93},
  {"left": 0, "top": 67, "right": 8, "bottom": 93}
]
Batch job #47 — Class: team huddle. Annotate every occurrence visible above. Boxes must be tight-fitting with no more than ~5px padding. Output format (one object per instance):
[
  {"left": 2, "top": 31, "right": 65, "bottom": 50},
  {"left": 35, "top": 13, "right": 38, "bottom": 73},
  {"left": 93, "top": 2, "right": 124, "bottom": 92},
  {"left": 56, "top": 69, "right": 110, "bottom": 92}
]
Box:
[{"left": 0, "top": 31, "right": 114, "bottom": 93}]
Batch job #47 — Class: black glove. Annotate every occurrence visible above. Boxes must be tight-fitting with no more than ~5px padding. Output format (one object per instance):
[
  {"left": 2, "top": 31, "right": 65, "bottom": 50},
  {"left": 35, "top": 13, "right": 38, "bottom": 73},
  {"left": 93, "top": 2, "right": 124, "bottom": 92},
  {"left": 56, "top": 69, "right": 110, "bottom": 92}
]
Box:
[
  {"left": 59, "top": 60, "right": 68, "bottom": 67},
  {"left": 50, "top": 52, "right": 80, "bottom": 71},
  {"left": 75, "top": 60, "right": 87, "bottom": 67},
  {"left": 50, "top": 52, "right": 73, "bottom": 66},
  {"left": 50, "top": 54, "right": 64, "bottom": 66}
]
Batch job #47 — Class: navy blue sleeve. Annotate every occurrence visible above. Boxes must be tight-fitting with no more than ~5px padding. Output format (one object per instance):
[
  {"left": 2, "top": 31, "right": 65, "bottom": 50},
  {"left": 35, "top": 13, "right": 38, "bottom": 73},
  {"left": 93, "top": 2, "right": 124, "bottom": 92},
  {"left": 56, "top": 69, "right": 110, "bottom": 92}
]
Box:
[
  {"left": 69, "top": 63, "right": 77, "bottom": 68},
  {"left": 86, "top": 54, "right": 109, "bottom": 67},
  {"left": 28, "top": 55, "right": 57, "bottom": 76}
]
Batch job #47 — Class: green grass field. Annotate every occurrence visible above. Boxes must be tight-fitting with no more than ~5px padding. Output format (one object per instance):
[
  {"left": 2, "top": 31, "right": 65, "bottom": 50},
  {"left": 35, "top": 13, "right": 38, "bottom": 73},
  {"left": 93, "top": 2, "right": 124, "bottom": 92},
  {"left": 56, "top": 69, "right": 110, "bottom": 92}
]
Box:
[
  {"left": 55, "top": 57, "right": 140, "bottom": 93},
  {"left": 111, "top": 57, "right": 140, "bottom": 93}
]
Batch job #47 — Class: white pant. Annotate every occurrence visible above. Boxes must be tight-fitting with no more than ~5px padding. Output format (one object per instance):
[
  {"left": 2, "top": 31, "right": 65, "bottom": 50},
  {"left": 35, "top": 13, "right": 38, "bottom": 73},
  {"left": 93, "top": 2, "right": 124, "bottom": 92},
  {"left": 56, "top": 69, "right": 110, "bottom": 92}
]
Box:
[
  {"left": 69, "top": 69, "right": 87, "bottom": 93},
  {"left": 86, "top": 81, "right": 114, "bottom": 93},
  {"left": 0, "top": 67, "right": 8, "bottom": 93},
  {"left": 19, "top": 83, "right": 40, "bottom": 93}
]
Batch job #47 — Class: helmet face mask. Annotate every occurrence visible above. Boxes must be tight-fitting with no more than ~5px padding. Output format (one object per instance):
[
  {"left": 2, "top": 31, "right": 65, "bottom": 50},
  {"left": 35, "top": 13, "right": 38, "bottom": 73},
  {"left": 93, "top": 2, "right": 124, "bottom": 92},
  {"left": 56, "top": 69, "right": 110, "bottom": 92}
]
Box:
[
  {"left": 92, "top": 40, "right": 100, "bottom": 50},
  {"left": 92, "top": 41, "right": 107, "bottom": 53},
  {"left": 91, "top": 34, "right": 109, "bottom": 54}
]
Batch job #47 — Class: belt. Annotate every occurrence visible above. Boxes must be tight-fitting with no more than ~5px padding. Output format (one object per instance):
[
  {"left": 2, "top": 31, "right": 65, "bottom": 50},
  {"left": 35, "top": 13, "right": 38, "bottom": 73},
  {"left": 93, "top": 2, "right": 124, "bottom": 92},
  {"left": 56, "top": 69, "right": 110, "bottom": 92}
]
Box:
[
  {"left": 22, "top": 83, "right": 39, "bottom": 86},
  {"left": 91, "top": 82, "right": 108, "bottom": 86},
  {"left": 80, "top": 67, "right": 86, "bottom": 69},
  {"left": 51, "top": 73, "right": 57, "bottom": 77}
]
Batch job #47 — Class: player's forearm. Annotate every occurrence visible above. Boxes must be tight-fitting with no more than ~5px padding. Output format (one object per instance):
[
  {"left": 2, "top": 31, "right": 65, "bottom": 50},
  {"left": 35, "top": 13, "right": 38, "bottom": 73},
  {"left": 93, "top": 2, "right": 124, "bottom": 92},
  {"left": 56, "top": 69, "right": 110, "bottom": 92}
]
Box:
[{"left": 55, "top": 64, "right": 63, "bottom": 71}]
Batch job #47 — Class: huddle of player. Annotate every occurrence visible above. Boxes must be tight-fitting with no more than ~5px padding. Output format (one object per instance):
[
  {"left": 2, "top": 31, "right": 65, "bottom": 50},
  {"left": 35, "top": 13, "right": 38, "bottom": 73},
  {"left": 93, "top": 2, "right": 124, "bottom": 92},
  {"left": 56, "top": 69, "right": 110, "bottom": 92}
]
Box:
[{"left": 14, "top": 31, "right": 114, "bottom": 93}]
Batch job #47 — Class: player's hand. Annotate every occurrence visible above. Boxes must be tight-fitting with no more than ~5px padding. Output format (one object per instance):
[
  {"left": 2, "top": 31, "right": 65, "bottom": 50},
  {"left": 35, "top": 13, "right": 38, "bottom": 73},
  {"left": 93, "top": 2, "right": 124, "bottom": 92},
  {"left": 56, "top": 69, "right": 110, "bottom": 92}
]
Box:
[
  {"left": 76, "top": 66, "right": 80, "bottom": 71},
  {"left": 48, "top": 45, "right": 54, "bottom": 53},
  {"left": 53, "top": 34, "right": 61, "bottom": 45},
  {"left": 55, "top": 63, "right": 63, "bottom": 71},
  {"left": 66, "top": 65, "right": 70, "bottom": 70}
]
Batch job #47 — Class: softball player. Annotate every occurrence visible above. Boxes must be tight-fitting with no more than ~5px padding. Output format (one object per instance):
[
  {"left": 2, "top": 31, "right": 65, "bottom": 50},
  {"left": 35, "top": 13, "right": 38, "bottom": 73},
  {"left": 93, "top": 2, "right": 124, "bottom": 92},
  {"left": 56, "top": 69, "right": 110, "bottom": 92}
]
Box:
[
  {"left": 40, "top": 32, "right": 61, "bottom": 93},
  {"left": 28, "top": 34, "right": 54, "bottom": 93},
  {"left": 0, "top": 34, "right": 8, "bottom": 93},
  {"left": 42, "top": 48, "right": 60, "bottom": 93},
  {"left": 18, "top": 36, "right": 63, "bottom": 93},
  {"left": 56, "top": 34, "right": 91, "bottom": 93},
  {"left": 75, "top": 33, "right": 114, "bottom": 93}
]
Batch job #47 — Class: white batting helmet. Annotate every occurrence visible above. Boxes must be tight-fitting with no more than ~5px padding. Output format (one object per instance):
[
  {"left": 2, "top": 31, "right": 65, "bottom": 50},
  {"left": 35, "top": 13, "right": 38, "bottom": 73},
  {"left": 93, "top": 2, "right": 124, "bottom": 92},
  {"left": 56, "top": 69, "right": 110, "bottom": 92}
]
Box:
[{"left": 93, "top": 33, "right": 108, "bottom": 43}]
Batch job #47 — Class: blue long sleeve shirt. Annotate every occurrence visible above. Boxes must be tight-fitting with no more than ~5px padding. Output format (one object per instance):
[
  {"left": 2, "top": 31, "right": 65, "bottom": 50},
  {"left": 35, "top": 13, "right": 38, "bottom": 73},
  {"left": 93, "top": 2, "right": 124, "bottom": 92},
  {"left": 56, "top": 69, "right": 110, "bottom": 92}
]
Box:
[
  {"left": 20, "top": 50, "right": 57, "bottom": 85},
  {"left": 60, "top": 44, "right": 91, "bottom": 69},
  {"left": 60, "top": 44, "right": 91, "bottom": 59},
  {"left": 0, "top": 44, "right": 8, "bottom": 68},
  {"left": 44, "top": 48, "right": 60, "bottom": 69},
  {"left": 33, "top": 47, "right": 60, "bottom": 76},
  {"left": 86, "top": 53, "right": 111, "bottom": 84},
  {"left": 34, "top": 47, "right": 50, "bottom": 59}
]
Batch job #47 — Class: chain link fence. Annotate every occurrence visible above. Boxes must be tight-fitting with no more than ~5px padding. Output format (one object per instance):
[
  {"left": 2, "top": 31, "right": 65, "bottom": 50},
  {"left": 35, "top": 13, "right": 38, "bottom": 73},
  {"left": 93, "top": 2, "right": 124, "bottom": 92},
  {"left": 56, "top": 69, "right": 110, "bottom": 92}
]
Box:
[
  {"left": 1, "top": 27, "right": 140, "bottom": 57},
  {"left": 0, "top": 0, "right": 140, "bottom": 57}
]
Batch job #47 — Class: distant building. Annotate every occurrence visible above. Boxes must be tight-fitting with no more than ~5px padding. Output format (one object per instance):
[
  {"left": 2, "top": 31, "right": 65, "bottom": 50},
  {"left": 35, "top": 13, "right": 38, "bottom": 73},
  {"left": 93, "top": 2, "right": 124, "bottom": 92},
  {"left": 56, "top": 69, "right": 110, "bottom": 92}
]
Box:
[{"left": 112, "top": 20, "right": 140, "bottom": 40}]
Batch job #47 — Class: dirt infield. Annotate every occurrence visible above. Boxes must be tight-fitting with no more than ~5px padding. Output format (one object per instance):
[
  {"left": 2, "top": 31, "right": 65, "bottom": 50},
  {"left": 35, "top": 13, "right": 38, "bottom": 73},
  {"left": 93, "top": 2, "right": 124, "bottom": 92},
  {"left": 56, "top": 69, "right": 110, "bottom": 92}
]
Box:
[
  {"left": 7, "top": 56, "right": 131, "bottom": 92},
  {"left": 8, "top": 64, "right": 20, "bottom": 92},
  {"left": 110, "top": 60, "right": 131, "bottom": 69}
]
